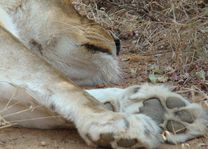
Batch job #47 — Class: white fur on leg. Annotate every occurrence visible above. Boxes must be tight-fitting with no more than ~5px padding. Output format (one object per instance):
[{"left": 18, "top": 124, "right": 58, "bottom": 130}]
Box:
[
  {"left": 86, "top": 88, "right": 125, "bottom": 111},
  {"left": 86, "top": 88, "right": 124, "bottom": 102},
  {"left": 0, "top": 82, "right": 73, "bottom": 129},
  {"left": 0, "top": 6, "right": 19, "bottom": 38}
]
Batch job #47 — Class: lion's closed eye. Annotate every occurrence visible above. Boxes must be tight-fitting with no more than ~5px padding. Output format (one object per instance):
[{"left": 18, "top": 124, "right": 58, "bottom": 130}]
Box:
[{"left": 81, "top": 43, "right": 112, "bottom": 55}]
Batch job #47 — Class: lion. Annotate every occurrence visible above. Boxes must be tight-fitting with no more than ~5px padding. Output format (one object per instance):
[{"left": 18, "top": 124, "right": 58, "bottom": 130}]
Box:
[{"left": 0, "top": 0, "right": 207, "bottom": 149}]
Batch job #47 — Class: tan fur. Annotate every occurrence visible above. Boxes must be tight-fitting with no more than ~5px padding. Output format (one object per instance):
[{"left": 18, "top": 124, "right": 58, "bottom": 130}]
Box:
[
  {"left": 0, "top": 0, "right": 120, "bottom": 86},
  {"left": 0, "top": 1, "right": 160, "bottom": 148},
  {"left": 0, "top": 1, "right": 207, "bottom": 149}
]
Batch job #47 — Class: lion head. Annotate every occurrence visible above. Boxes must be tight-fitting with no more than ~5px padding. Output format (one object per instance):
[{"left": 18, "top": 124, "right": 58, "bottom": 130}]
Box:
[{"left": 0, "top": 0, "right": 121, "bottom": 86}]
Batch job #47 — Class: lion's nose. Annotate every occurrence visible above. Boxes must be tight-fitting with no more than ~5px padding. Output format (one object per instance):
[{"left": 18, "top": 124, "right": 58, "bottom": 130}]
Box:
[
  {"left": 114, "top": 38, "right": 121, "bottom": 55},
  {"left": 110, "top": 31, "right": 121, "bottom": 55}
]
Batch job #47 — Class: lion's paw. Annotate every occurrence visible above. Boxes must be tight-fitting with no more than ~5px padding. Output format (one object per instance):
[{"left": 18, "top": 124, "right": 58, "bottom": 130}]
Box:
[
  {"left": 117, "top": 84, "right": 208, "bottom": 144},
  {"left": 76, "top": 112, "right": 161, "bottom": 149}
]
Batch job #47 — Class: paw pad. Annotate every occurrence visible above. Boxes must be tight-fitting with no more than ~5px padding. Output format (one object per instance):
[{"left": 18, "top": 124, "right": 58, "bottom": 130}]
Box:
[
  {"left": 96, "top": 133, "right": 114, "bottom": 147},
  {"left": 117, "top": 138, "right": 138, "bottom": 148},
  {"left": 104, "top": 102, "right": 115, "bottom": 111},
  {"left": 166, "top": 97, "right": 186, "bottom": 109},
  {"left": 139, "top": 98, "right": 165, "bottom": 124},
  {"left": 175, "top": 110, "right": 195, "bottom": 123},
  {"left": 166, "top": 120, "right": 186, "bottom": 134},
  {"left": 86, "top": 132, "right": 114, "bottom": 147}
]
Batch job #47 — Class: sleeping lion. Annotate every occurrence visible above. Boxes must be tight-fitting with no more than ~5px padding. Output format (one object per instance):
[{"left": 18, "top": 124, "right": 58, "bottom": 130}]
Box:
[{"left": 0, "top": 0, "right": 207, "bottom": 148}]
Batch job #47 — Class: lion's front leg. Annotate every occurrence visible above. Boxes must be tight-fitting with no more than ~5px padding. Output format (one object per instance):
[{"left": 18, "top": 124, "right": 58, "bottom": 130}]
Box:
[{"left": 0, "top": 28, "right": 161, "bottom": 148}]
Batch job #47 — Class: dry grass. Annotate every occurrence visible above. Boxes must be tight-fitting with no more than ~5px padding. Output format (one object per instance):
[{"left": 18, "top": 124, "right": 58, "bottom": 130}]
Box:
[{"left": 0, "top": 115, "right": 11, "bottom": 129}]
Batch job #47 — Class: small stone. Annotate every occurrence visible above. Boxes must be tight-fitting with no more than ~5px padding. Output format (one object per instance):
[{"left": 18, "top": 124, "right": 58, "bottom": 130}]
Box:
[{"left": 40, "top": 141, "right": 47, "bottom": 147}]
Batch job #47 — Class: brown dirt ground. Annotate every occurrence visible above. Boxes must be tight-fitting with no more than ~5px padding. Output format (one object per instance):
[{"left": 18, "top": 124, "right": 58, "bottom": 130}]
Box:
[
  {"left": 0, "top": 42, "right": 207, "bottom": 149},
  {"left": 0, "top": 127, "right": 207, "bottom": 149}
]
